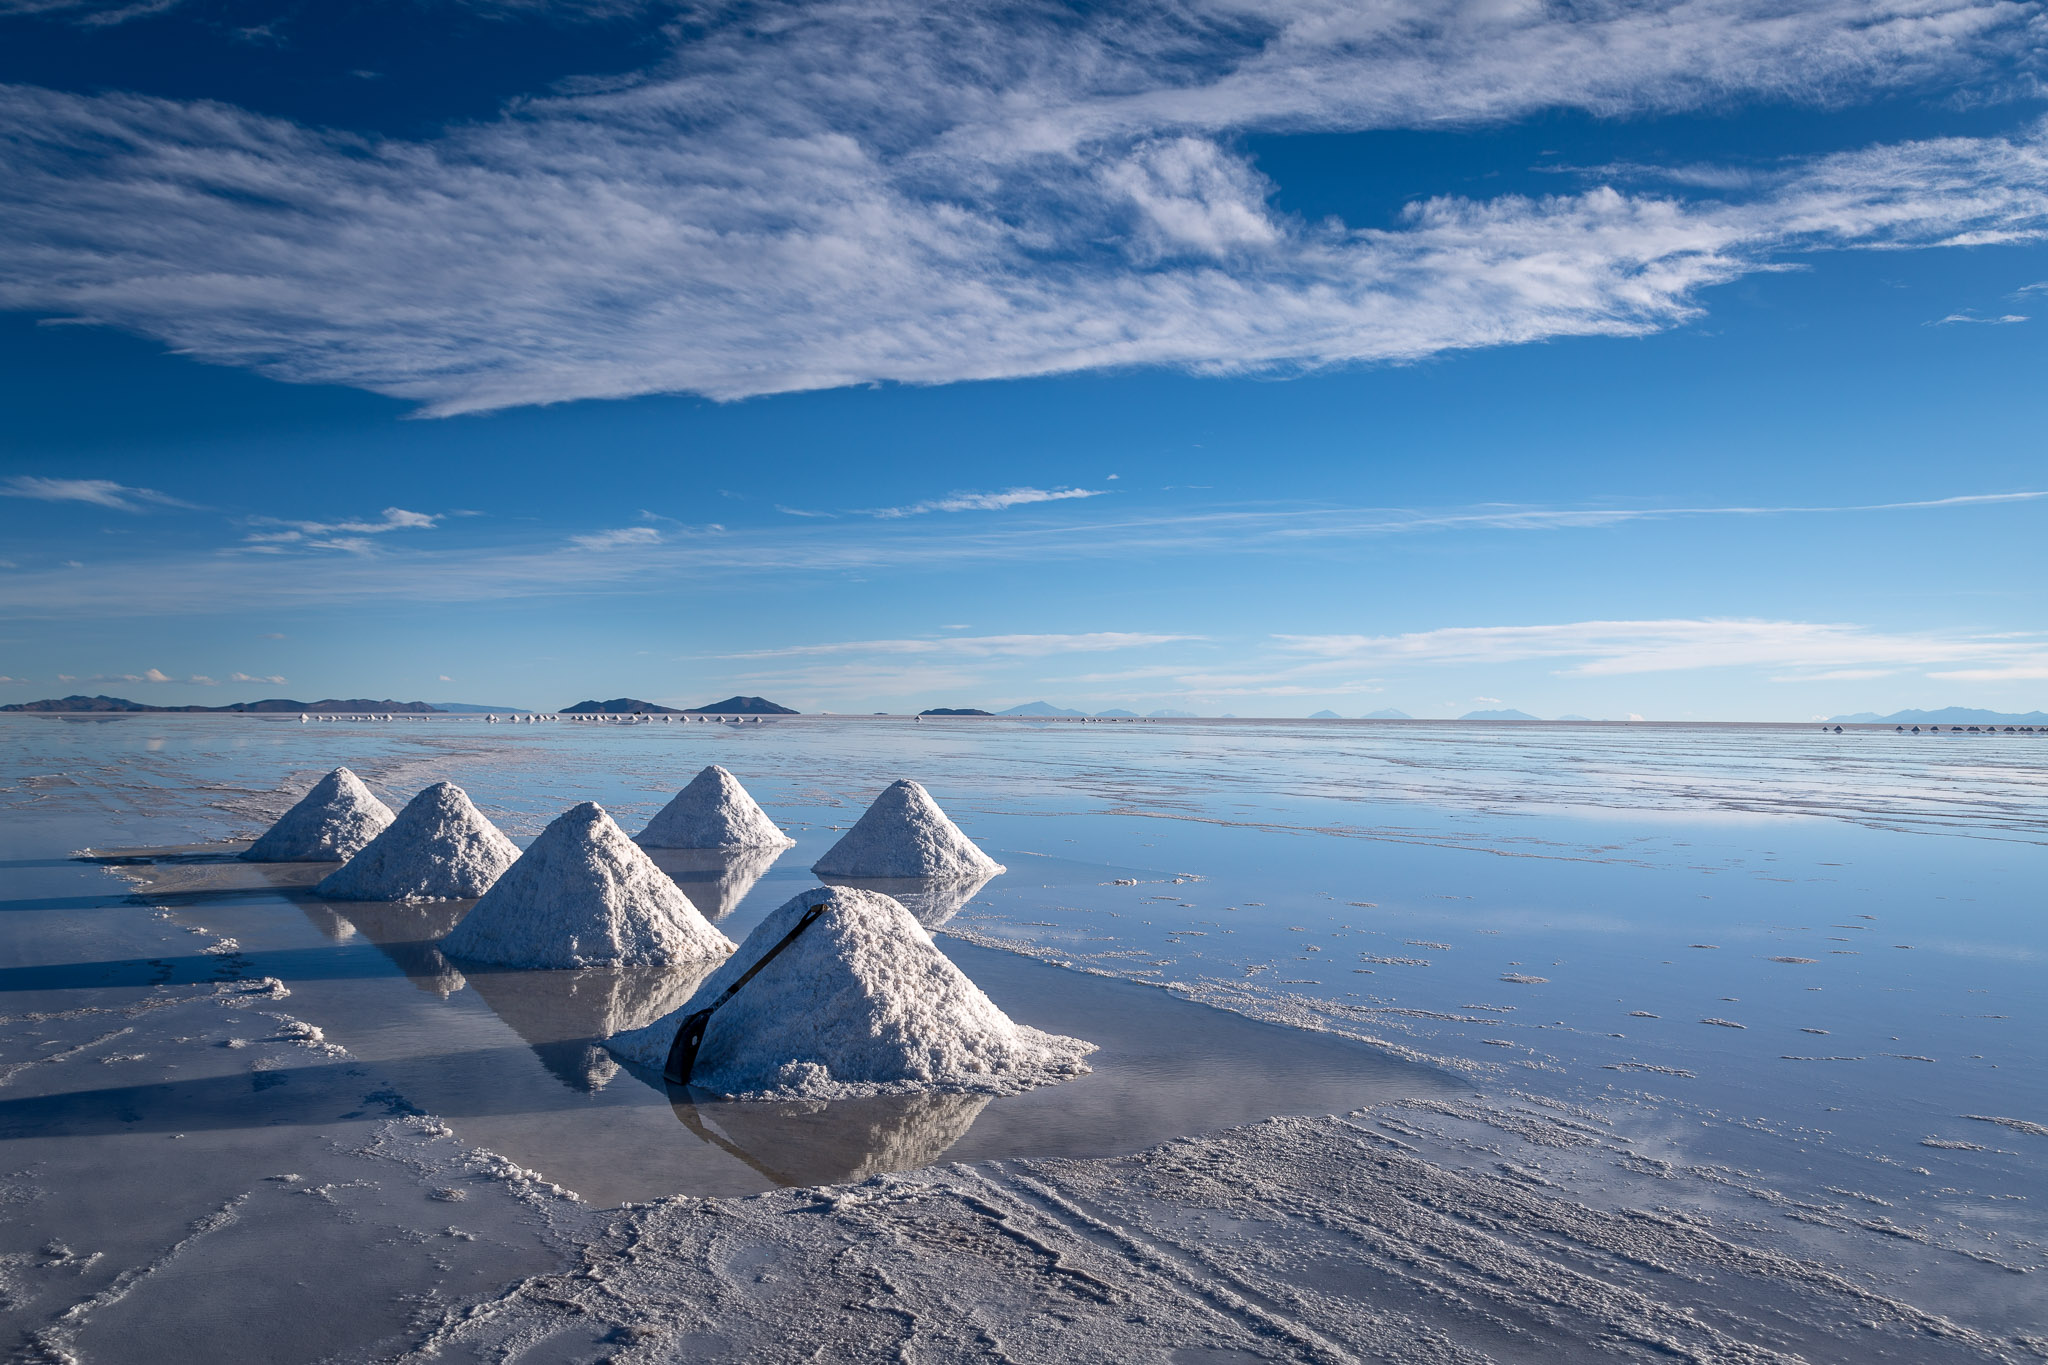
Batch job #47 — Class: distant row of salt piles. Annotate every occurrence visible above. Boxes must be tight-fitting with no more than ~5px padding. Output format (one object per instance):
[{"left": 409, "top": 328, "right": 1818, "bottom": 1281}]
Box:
[{"left": 240, "top": 765, "right": 1076, "bottom": 1096}]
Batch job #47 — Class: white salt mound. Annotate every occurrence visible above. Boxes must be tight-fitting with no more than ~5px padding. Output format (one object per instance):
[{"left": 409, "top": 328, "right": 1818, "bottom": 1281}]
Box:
[
  {"left": 608, "top": 885, "right": 1092, "bottom": 1099},
  {"left": 818, "top": 870, "right": 994, "bottom": 928},
  {"left": 314, "top": 781, "right": 520, "bottom": 902},
  {"left": 811, "top": 780, "right": 1005, "bottom": 879},
  {"left": 441, "top": 802, "right": 735, "bottom": 968},
  {"left": 638, "top": 766, "right": 794, "bottom": 850},
  {"left": 242, "top": 767, "right": 394, "bottom": 862}
]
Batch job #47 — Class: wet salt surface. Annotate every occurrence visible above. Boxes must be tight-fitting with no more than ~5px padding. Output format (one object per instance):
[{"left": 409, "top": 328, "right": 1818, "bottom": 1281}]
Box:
[
  {"left": 3, "top": 847, "right": 1454, "bottom": 1205},
  {"left": 4, "top": 714, "right": 2046, "bottom": 1360}
]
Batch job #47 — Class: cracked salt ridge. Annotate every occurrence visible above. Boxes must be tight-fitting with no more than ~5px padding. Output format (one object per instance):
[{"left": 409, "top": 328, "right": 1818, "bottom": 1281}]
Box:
[{"left": 401, "top": 1100, "right": 2035, "bottom": 1365}]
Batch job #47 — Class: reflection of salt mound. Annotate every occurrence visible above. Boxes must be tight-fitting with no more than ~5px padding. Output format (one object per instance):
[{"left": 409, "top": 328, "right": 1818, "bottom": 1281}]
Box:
[
  {"left": 243, "top": 768, "right": 394, "bottom": 862},
  {"left": 671, "top": 1089, "right": 991, "bottom": 1186},
  {"left": 609, "top": 886, "right": 1092, "bottom": 1099},
  {"left": 314, "top": 781, "right": 520, "bottom": 902},
  {"left": 467, "top": 963, "right": 714, "bottom": 1093},
  {"left": 638, "top": 766, "right": 794, "bottom": 849},
  {"left": 643, "top": 844, "right": 782, "bottom": 920},
  {"left": 442, "top": 803, "right": 735, "bottom": 968},
  {"left": 332, "top": 900, "right": 474, "bottom": 999},
  {"left": 819, "top": 870, "right": 995, "bottom": 928},
  {"left": 811, "top": 780, "right": 1005, "bottom": 879}
]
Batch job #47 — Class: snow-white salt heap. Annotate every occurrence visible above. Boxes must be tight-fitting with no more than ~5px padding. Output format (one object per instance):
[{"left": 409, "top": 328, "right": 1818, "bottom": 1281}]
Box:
[
  {"left": 609, "top": 885, "right": 1092, "bottom": 1099},
  {"left": 637, "top": 766, "right": 794, "bottom": 849},
  {"left": 811, "top": 780, "right": 1004, "bottom": 879},
  {"left": 241, "top": 767, "right": 394, "bottom": 862},
  {"left": 314, "top": 781, "right": 520, "bottom": 902},
  {"left": 442, "top": 802, "right": 735, "bottom": 968}
]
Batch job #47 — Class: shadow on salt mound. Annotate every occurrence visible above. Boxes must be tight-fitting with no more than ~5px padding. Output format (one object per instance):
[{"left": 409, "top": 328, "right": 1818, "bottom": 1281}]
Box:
[
  {"left": 314, "top": 781, "right": 519, "bottom": 902},
  {"left": 243, "top": 767, "right": 394, "bottom": 863},
  {"left": 643, "top": 844, "right": 783, "bottom": 920},
  {"left": 671, "top": 1089, "right": 991, "bottom": 1186},
  {"left": 811, "top": 780, "right": 1005, "bottom": 879},
  {"left": 638, "top": 766, "right": 794, "bottom": 849},
  {"left": 818, "top": 869, "right": 995, "bottom": 928},
  {"left": 442, "top": 802, "right": 735, "bottom": 968},
  {"left": 608, "top": 885, "right": 1093, "bottom": 1100},
  {"left": 469, "top": 963, "right": 717, "bottom": 1094}
]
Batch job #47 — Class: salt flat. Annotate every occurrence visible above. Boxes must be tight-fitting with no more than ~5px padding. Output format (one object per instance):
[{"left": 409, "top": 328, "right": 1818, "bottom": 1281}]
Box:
[{"left": 1, "top": 714, "right": 2040, "bottom": 1362}]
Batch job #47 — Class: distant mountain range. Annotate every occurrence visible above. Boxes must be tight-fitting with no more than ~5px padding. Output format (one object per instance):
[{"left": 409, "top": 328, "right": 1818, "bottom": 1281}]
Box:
[
  {"left": 998, "top": 701, "right": 1087, "bottom": 716},
  {"left": 1308, "top": 709, "right": 1342, "bottom": 719},
  {"left": 1360, "top": 708, "right": 1411, "bottom": 719},
  {"left": 1827, "top": 707, "right": 2048, "bottom": 725},
  {"left": 0, "top": 694, "right": 441, "bottom": 714},
  {"left": 1461, "top": 708, "right": 1540, "bottom": 721},
  {"left": 920, "top": 707, "right": 992, "bottom": 716},
  {"left": 561, "top": 695, "right": 798, "bottom": 715}
]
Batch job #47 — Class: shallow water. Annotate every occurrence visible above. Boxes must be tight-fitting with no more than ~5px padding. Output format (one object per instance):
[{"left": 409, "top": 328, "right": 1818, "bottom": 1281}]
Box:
[{"left": 3, "top": 712, "right": 2044, "bottom": 1349}]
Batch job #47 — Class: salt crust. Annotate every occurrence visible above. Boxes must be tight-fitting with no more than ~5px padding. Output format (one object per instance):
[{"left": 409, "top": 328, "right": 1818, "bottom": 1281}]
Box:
[
  {"left": 608, "top": 885, "right": 1092, "bottom": 1099},
  {"left": 242, "top": 767, "right": 394, "bottom": 862},
  {"left": 442, "top": 802, "right": 735, "bottom": 968},
  {"left": 811, "top": 780, "right": 1005, "bottom": 879},
  {"left": 637, "top": 766, "right": 794, "bottom": 849},
  {"left": 314, "top": 781, "right": 520, "bottom": 902}
]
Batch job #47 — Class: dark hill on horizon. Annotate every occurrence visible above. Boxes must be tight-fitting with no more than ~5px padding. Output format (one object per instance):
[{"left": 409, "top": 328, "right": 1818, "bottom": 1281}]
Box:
[
  {"left": 1, "top": 695, "right": 441, "bottom": 714},
  {"left": 692, "top": 696, "right": 799, "bottom": 714},
  {"left": 920, "top": 707, "right": 993, "bottom": 716},
  {"left": 560, "top": 696, "right": 798, "bottom": 715}
]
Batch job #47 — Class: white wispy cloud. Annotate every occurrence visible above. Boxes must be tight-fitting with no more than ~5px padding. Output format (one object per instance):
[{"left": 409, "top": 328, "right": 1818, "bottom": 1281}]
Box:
[
  {"left": 1932, "top": 310, "right": 2030, "bottom": 324},
  {"left": 569, "top": 526, "right": 663, "bottom": 550},
  {"left": 0, "top": 485, "right": 2038, "bottom": 617},
  {"left": 0, "top": 3, "right": 2040, "bottom": 411},
  {"left": 1271, "top": 619, "right": 2048, "bottom": 677},
  {"left": 1, "top": 476, "right": 194, "bottom": 512},
  {"left": 243, "top": 506, "right": 441, "bottom": 554},
  {"left": 229, "top": 671, "right": 287, "bottom": 684},
  {"left": 865, "top": 488, "right": 1108, "bottom": 519},
  {"left": 724, "top": 631, "right": 1199, "bottom": 661}
]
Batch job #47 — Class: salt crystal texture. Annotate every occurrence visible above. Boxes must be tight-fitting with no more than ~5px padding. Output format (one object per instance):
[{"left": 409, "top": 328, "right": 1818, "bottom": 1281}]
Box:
[
  {"left": 811, "top": 781, "right": 1004, "bottom": 879},
  {"left": 314, "top": 781, "right": 520, "bottom": 902},
  {"left": 242, "top": 768, "right": 394, "bottom": 862},
  {"left": 442, "top": 802, "right": 735, "bottom": 968},
  {"left": 608, "top": 885, "right": 1091, "bottom": 1099},
  {"left": 638, "top": 766, "right": 794, "bottom": 849}
]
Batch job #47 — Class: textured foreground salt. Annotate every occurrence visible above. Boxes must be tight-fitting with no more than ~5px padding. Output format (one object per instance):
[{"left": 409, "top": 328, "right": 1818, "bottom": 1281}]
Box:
[
  {"left": 812, "top": 779, "right": 1005, "bottom": 879},
  {"left": 441, "top": 802, "right": 734, "bottom": 968},
  {"left": 637, "top": 764, "right": 794, "bottom": 849},
  {"left": 609, "top": 886, "right": 1092, "bottom": 1098},
  {"left": 314, "top": 781, "right": 520, "bottom": 901},
  {"left": 241, "top": 767, "right": 393, "bottom": 862}
]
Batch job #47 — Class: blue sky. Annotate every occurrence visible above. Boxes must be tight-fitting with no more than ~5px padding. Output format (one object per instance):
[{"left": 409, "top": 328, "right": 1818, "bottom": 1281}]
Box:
[{"left": 1, "top": 0, "right": 2044, "bottom": 719}]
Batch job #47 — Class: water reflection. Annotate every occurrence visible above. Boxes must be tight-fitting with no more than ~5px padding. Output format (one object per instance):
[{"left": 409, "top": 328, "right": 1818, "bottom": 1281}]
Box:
[
  {"left": 665, "top": 1088, "right": 992, "bottom": 1186},
  {"left": 328, "top": 900, "right": 473, "bottom": 999},
  {"left": 465, "top": 964, "right": 713, "bottom": 1093},
  {"left": 817, "top": 870, "right": 996, "bottom": 927},
  {"left": 642, "top": 844, "right": 783, "bottom": 920}
]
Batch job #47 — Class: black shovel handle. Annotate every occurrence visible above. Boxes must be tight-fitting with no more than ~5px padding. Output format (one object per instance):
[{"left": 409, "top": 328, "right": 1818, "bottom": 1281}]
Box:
[{"left": 663, "top": 899, "right": 830, "bottom": 1086}]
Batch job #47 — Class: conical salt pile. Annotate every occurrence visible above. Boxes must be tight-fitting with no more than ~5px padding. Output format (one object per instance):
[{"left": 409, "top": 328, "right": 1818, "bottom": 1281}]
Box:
[
  {"left": 242, "top": 767, "right": 394, "bottom": 862},
  {"left": 637, "top": 766, "right": 794, "bottom": 849},
  {"left": 608, "top": 885, "right": 1092, "bottom": 1099},
  {"left": 811, "top": 780, "right": 1004, "bottom": 879},
  {"left": 442, "top": 802, "right": 735, "bottom": 968},
  {"left": 314, "top": 781, "right": 520, "bottom": 902}
]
